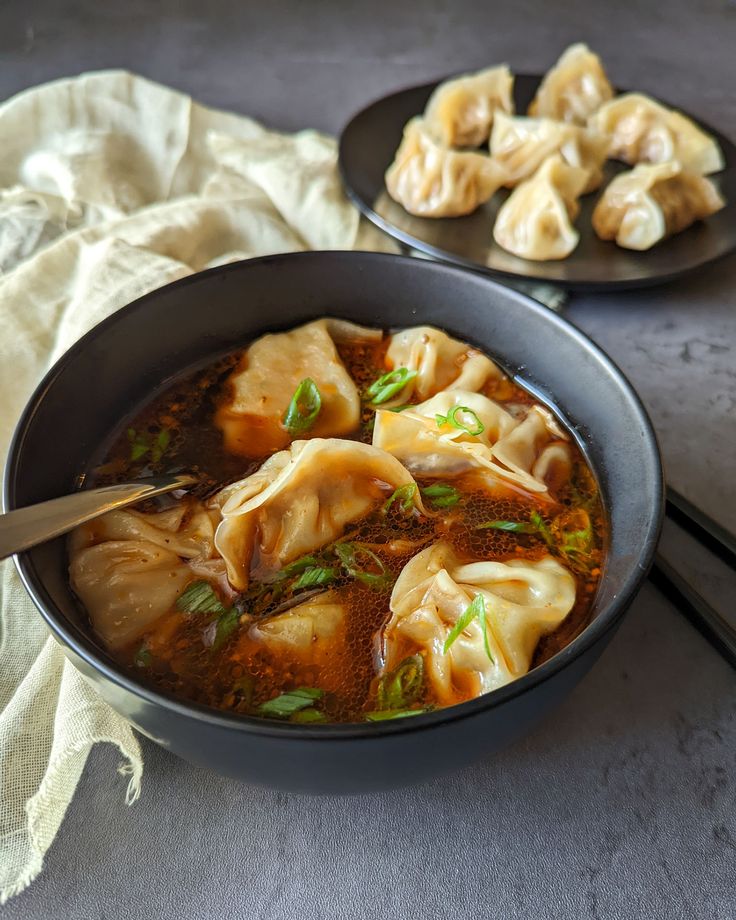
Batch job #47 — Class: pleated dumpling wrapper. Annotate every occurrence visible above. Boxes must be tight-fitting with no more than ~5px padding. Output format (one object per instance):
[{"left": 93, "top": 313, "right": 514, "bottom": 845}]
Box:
[
  {"left": 493, "top": 154, "right": 588, "bottom": 260},
  {"left": 490, "top": 110, "right": 609, "bottom": 193},
  {"left": 380, "top": 324, "right": 504, "bottom": 407},
  {"left": 423, "top": 64, "right": 515, "bottom": 147},
  {"left": 69, "top": 503, "right": 221, "bottom": 650},
  {"left": 372, "top": 389, "right": 571, "bottom": 496},
  {"left": 385, "top": 117, "right": 506, "bottom": 217},
  {"left": 589, "top": 92, "right": 724, "bottom": 175},
  {"left": 528, "top": 43, "right": 614, "bottom": 125},
  {"left": 592, "top": 160, "right": 725, "bottom": 251},
  {"left": 210, "top": 438, "right": 424, "bottom": 590},
  {"left": 216, "top": 318, "right": 381, "bottom": 457},
  {"left": 380, "top": 542, "right": 576, "bottom": 703}
]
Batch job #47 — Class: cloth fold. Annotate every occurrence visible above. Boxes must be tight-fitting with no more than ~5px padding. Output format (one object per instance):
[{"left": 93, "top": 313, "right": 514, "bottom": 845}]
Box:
[
  {"left": 0, "top": 69, "right": 395, "bottom": 904},
  {"left": 0, "top": 69, "right": 562, "bottom": 903}
]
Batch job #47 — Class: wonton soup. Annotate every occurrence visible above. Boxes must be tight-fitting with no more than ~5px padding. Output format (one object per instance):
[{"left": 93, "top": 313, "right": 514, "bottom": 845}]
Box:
[{"left": 69, "top": 320, "right": 605, "bottom": 724}]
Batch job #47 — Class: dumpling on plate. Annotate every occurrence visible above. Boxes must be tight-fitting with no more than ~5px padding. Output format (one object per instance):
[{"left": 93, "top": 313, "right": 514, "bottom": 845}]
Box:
[
  {"left": 216, "top": 319, "right": 381, "bottom": 458},
  {"left": 528, "top": 43, "right": 614, "bottom": 124},
  {"left": 423, "top": 65, "right": 515, "bottom": 147},
  {"left": 385, "top": 117, "right": 506, "bottom": 218},
  {"left": 380, "top": 542, "right": 576, "bottom": 703},
  {"left": 589, "top": 93, "right": 724, "bottom": 175},
  {"left": 372, "top": 388, "right": 571, "bottom": 495},
  {"left": 382, "top": 325, "right": 504, "bottom": 406},
  {"left": 490, "top": 110, "right": 609, "bottom": 193},
  {"left": 210, "top": 438, "right": 422, "bottom": 590},
  {"left": 493, "top": 154, "right": 588, "bottom": 260},
  {"left": 69, "top": 503, "right": 221, "bottom": 650},
  {"left": 592, "top": 160, "right": 725, "bottom": 250}
]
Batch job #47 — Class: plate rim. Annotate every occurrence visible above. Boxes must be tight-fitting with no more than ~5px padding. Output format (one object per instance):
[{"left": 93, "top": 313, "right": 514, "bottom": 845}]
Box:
[{"left": 338, "top": 72, "right": 736, "bottom": 292}]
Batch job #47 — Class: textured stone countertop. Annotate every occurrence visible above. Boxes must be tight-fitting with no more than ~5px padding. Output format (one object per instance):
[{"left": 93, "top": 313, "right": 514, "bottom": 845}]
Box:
[{"left": 2, "top": 1, "right": 735, "bottom": 917}]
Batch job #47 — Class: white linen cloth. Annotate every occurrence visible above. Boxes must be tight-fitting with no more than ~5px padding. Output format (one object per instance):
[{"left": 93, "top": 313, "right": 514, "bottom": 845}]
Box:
[{"left": 0, "top": 70, "right": 395, "bottom": 903}]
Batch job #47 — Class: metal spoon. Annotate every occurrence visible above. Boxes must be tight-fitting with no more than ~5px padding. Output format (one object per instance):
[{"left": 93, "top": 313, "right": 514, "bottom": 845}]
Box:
[{"left": 0, "top": 473, "right": 197, "bottom": 561}]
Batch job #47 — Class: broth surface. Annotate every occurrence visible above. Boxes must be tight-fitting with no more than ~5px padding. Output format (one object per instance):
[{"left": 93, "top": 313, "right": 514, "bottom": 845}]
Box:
[{"left": 80, "top": 328, "right": 605, "bottom": 722}]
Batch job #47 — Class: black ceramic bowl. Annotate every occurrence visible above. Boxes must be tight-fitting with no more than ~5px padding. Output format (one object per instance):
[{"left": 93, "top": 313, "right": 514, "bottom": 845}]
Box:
[{"left": 4, "top": 252, "right": 663, "bottom": 793}]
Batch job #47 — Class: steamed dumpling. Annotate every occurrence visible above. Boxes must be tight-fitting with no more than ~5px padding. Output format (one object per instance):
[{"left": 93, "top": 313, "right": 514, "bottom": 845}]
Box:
[
  {"left": 385, "top": 117, "right": 505, "bottom": 217},
  {"left": 383, "top": 325, "right": 504, "bottom": 405},
  {"left": 216, "top": 319, "right": 377, "bottom": 458},
  {"left": 588, "top": 93, "right": 724, "bottom": 175},
  {"left": 69, "top": 503, "right": 220, "bottom": 650},
  {"left": 424, "top": 65, "right": 514, "bottom": 147},
  {"left": 372, "top": 389, "right": 570, "bottom": 495},
  {"left": 210, "top": 438, "right": 422, "bottom": 590},
  {"left": 528, "top": 43, "right": 614, "bottom": 124},
  {"left": 381, "top": 542, "right": 576, "bottom": 703},
  {"left": 490, "top": 110, "right": 609, "bottom": 193},
  {"left": 248, "top": 591, "right": 345, "bottom": 664},
  {"left": 592, "top": 161, "right": 725, "bottom": 250},
  {"left": 493, "top": 154, "right": 588, "bottom": 260}
]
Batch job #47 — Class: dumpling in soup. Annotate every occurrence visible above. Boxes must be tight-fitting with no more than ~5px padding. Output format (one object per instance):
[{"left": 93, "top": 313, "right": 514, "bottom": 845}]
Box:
[
  {"left": 211, "top": 438, "right": 422, "bottom": 590},
  {"left": 493, "top": 154, "right": 588, "bottom": 260},
  {"left": 382, "top": 325, "right": 504, "bottom": 406},
  {"left": 69, "top": 503, "right": 220, "bottom": 650},
  {"left": 592, "top": 161, "right": 725, "bottom": 250},
  {"left": 424, "top": 65, "right": 514, "bottom": 147},
  {"left": 490, "top": 110, "right": 609, "bottom": 193},
  {"left": 588, "top": 93, "right": 724, "bottom": 175},
  {"left": 528, "top": 43, "right": 614, "bottom": 124},
  {"left": 385, "top": 118, "right": 505, "bottom": 218},
  {"left": 372, "top": 389, "right": 570, "bottom": 495},
  {"left": 216, "top": 319, "right": 376, "bottom": 458},
  {"left": 248, "top": 591, "right": 345, "bottom": 664},
  {"left": 381, "top": 542, "right": 576, "bottom": 703}
]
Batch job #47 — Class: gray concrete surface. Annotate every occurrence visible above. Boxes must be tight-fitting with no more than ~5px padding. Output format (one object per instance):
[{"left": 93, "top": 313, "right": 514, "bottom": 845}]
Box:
[{"left": 2, "top": 1, "right": 735, "bottom": 917}]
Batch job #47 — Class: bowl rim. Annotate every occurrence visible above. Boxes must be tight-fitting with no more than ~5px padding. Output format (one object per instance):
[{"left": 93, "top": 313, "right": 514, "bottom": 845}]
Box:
[{"left": 4, "top": 251, "right": 665, "bottom": 740}]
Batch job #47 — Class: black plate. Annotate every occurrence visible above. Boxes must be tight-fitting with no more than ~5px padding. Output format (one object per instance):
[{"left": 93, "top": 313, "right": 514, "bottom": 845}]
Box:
[{"left": 339, "top": 74, "right": 736, "bottom": 290}]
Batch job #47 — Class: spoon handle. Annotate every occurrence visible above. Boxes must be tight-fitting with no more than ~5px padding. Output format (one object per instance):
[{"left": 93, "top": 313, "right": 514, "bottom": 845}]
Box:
[{"left": 0, "top": 474, "right": 197, "bottom": 561}]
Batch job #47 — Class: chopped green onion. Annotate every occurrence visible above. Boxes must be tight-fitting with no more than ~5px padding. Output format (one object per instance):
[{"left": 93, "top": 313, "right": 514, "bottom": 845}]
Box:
[
  {"left": 290, "top": 708, "right": 327, "bottom": 723},
  {"left": 176, "top": 581, "right": 226, "bottom": 615},
  {"left": 475, "top": 520, "right": 537, "bottom": 533},
  {"left": 283, "top": 378, "right": 322, "bottom": 436},
  {"left": 278, "top": 555, "right": 321, "bottom": 578},
  {"left": 366, "top": 367, "right": 417, "bottom": 406},
  {"left": 365, "top": 708, "right": 430, "bottom": 721},
  {"left": 530, "top": 510, "right": 554, "bottom": 548},
  {"left": 292, "top": 566, "right": 339, "bottom": 589},
  {"left": 443, "top": 594, "right": 493, "bottom": 662},
  {"left": 150, "top": 428, "right": 171, "bottom": 463},
  {"left": 335, "top": 542, "right": 392, "bottom": 590},
  {"left": 127, "top": 426, "right": 171, "bottom": 464},
  {"left": 257, "top": 687, "right": 324, "bottom": 719},
  {"left": 377, "top": 654, "right": 424, "bottom": 711},
  {"left": 435, "top": 405, "right": 485, "bottom": 437},
  {"left": 421, "top": 483, "right": 461, "bottom": 508},
  {"left": 382, "top": 482, "right": 418, "bottom": 515},
  {"left": 386, "top": 404, "right": 412, "bottom": 413},
  {"left": 212, "top": 608, "right": 240, "bottom": 650},
  {"left": 134, "top": 644, "right": 152, "bottom": 668}
]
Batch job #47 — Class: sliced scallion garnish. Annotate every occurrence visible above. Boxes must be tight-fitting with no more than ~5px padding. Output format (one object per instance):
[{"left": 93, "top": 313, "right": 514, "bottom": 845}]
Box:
[
  {"left": 292, "top": 566, "right": 339, "bottom": 589},
  {"left": 257, "top": 687, "right": 324, "bottom": 719},
  {"left": 365, "top": 708, "right": 430, "bottom": 721},
  {"left": 283, "top": 378, "right": 322, "bottom": 435},
  {"left": 365, "top": 367, "right": 417, "bottom": 406},
  {"left": 376, "top": 654, "right": 424, "bottom": 711},
  {"left": 420, "top": 483, "right": 461, "bottom": 508},
  {"left": 382, "top": 482, "right": 418, "bottom": 515},
  {"left": 335, "top": 542, "right": 392, "bottom": 590},
  {"left": 475, "top": 520, "right": 537, "bottom": 533},
  {"left": 176, "top": 581, "right": 226, "bottom": 615},
  {"left": 435, "top": 405, "right": 485, "bottom": 437},
  {"left": 443, "top": 594, "right": 493, "bottom": 662}
]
